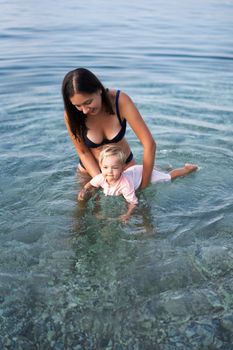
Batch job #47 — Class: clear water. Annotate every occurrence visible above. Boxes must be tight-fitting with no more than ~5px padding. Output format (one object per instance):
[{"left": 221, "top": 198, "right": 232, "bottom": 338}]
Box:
[{"left": 1, "top": 0, "right": 233, "bottom": 349}]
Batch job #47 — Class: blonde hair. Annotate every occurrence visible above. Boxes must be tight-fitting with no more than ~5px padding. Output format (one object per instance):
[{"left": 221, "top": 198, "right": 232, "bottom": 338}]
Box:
[{"left": 99, "top": 145, "right": 127, "bottom": 166}]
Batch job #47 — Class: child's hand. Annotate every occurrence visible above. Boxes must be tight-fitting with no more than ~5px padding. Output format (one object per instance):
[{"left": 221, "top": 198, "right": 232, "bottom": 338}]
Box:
[
  {"left": 78, "top": 183, "right": 97, "bottom": 202},
  {"left": 77, "top": 188, "right": 86, "bottom": 201},
  {"left": 119, "top": 203, "right": 136, "bottom": 223},
  {"left": 78, "top": 188, "right": 92, "bottom": 201},
  {"left": 119, "top": 213, "right": 130, "bottom": 224}
]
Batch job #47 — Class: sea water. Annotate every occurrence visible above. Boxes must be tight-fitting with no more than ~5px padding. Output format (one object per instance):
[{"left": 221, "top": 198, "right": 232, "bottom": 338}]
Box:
[{"left": 1, "top": 0, "right": 233, "bottom": 349}]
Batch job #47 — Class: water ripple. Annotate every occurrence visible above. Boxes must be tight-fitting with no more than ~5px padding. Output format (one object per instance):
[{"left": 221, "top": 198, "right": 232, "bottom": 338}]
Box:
[{"left": 1, "top": 0, "right": 233, "bottom": 348}]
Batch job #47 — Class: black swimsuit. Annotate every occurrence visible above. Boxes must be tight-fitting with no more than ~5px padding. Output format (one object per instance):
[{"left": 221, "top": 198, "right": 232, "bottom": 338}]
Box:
[
  {"left": 79, "top": 90, "right": 133, "bottom": 168},
  {"left": 83, "top": 90, "right": 126, "bottom": 148}
]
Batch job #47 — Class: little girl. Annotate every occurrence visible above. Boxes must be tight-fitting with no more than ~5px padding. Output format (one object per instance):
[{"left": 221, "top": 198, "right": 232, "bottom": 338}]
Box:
[{"left": 78, "top": 145, "right": 198, "bottom": 222}]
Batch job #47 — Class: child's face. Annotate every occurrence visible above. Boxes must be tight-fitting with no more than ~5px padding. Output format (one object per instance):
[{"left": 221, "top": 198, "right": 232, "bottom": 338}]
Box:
[{"left": 100, "top": 155, "right": 124, "bottom": 184}]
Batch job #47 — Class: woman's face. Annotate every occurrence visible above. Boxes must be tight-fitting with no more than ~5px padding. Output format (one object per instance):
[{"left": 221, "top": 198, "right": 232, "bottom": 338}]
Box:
[{"left": 70, "top": 90, "right": 102, "bottom": 116}]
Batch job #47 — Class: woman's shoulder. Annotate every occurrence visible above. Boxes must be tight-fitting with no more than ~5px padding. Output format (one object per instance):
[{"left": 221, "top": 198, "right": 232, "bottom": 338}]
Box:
[
  {"left": 107, "top": 89, "right": 130, "bottom": 98},
  {"left": 107, "top": 89, "right": 133, "bottom": 109}
]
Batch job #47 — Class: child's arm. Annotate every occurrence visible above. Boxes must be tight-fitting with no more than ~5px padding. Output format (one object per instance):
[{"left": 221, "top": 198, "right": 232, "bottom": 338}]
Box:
[
  {"left": 119, "top": 181, "right": 139, "bottom": 223},
  {"left": 78, "top": 181, "right": 98, "bottom": 201},
  {"left": 78, "top": 173, "right": 104, "bottom": 201},
  {"left": 120, "top": 202, "right": 137, "bottom": 223}
]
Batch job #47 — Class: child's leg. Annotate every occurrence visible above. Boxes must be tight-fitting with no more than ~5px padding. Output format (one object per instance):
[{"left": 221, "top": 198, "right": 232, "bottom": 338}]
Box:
[{"left": 169, "top": 163, "right": 198, "bottom": 180}]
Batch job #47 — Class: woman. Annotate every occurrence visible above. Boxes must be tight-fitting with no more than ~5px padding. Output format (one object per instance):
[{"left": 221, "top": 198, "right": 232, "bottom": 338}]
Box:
[{"left": 62, "top": 68, "right": 155, "bottom": 189}]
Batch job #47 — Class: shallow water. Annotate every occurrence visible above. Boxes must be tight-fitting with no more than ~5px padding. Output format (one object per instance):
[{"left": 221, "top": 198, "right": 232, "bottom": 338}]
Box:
[{"left": 1, "top": 0, "right": 233, "bottom": 349}]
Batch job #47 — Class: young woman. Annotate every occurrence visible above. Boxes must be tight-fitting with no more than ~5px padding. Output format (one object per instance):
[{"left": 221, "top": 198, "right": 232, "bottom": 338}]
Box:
[{"left": 62, "top": 68, "right": 156, "bottom": 188}]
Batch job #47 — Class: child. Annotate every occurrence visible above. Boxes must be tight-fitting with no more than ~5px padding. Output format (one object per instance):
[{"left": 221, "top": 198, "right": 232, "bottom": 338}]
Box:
[{"left": 78, "top": 145, "right": 198, "bottom": 222}]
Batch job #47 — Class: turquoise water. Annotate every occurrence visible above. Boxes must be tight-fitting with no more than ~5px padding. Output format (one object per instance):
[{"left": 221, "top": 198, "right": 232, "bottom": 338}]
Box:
[{"left": 1, "top": 0, "right": 233, "bottom": 349}]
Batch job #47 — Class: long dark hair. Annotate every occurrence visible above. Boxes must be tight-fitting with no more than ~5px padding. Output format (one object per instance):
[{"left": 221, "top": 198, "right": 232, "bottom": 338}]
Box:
[{"left": 62, "top": 68, "right": 114, "bottom": 140}]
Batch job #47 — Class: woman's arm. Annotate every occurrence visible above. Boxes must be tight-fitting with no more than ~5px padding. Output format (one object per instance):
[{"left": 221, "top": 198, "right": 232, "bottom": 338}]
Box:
[
  {"left": 64, "top": 112, "right": 101, "bottom": 177},
  {"left": 119, "top": 92, "right": 156, "bottom": 189}
]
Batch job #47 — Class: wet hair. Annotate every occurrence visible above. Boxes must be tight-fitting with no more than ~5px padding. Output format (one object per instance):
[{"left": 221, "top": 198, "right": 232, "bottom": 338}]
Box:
[
  {"left": 62, "top": 68, "right": 114, "bottom": 140},
  {"left": 99, "top": 145, "right": 127, "bottom": 166}
]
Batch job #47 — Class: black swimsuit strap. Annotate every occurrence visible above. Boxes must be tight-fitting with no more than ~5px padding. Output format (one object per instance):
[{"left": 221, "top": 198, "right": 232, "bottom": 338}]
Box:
[{"left": 115, "top": 90, "right": 122, "bottom": 124}]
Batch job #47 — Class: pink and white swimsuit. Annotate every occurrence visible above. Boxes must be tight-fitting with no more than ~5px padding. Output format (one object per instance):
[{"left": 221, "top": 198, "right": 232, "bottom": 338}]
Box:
[{"left": 90, "top": 165, "right": 171, "bottom": 205}]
